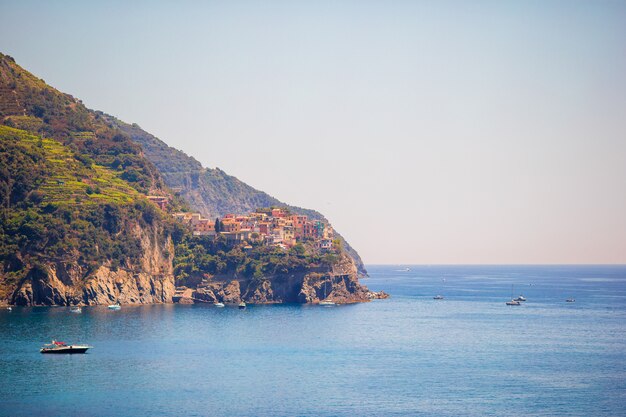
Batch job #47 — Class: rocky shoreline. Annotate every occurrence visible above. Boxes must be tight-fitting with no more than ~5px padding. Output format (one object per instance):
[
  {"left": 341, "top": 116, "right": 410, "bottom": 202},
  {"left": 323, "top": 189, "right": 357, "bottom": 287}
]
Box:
[{"left": 3, "top": 249, "right": 388, "bottom": 306}]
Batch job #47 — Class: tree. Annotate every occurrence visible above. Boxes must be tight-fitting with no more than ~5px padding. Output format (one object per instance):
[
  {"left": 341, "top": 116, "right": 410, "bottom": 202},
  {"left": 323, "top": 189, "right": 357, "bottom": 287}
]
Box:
[{"left": 214, "top": 217, "right": 221, "bottom": 233}]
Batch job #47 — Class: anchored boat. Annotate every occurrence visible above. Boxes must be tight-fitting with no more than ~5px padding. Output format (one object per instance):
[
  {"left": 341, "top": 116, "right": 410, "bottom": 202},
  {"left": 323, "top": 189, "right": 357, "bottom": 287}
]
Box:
[
  {"left": 506, "top": 284, "right": 522, "bottom": 306},
  {"left": 40, "top": 340, "right": 91, "bottom": 354}
]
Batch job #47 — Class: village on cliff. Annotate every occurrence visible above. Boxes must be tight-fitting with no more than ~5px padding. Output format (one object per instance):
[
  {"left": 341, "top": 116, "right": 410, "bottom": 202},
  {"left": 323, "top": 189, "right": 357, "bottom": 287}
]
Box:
[{"left": 147, "top": 196, "right": 335, "bottom": 250}]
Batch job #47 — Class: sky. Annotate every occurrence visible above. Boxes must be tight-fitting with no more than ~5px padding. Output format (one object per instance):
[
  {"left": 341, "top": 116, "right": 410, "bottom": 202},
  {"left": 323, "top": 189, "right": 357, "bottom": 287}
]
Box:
[{"left": 1, "top": 0, "right": 625, "bottom": 264}]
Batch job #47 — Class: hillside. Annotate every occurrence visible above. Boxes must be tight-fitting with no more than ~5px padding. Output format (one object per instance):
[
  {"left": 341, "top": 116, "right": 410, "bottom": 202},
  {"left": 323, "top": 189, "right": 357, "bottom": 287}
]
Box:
[
  {"left": 0, "top": 52, "right": 366, "bottom": 276},
  {"left": 0, "top": 53, "right": 167, "bottom": 196},
  {"left": 109, "top": 118, "right": 368, "bottom": 276},
  {"left": 0, "top": 125, "right": 177, "bottom": 305}
]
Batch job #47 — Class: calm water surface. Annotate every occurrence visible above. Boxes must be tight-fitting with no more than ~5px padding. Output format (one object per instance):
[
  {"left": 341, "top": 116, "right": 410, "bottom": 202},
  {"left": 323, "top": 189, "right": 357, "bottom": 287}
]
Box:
[{"left": 1, "top": 265, "right": 626, "bottom": 416}]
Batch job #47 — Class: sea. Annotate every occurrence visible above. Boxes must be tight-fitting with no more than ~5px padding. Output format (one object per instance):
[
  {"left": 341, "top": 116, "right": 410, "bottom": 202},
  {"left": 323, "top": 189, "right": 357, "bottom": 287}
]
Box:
[{"left": 1, "top": 265, "right": 626, "bottom": 417}]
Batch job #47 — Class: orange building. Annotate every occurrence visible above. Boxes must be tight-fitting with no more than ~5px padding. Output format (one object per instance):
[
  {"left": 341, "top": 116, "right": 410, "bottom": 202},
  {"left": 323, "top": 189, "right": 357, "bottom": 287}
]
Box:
[
  {"left": 194, "top": 219, "right": 215, "bottom": 235},
  {"left": 272, "top": 208, "right": 287, "bottom": 218},
  {"left": 221, "top": 220, "right": 241, "bottom": 233}
]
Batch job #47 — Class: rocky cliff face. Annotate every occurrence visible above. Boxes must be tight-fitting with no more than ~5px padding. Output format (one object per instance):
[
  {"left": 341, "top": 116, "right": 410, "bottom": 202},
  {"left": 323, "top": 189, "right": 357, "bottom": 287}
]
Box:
[
  {"left": 8, "top": 223, "right": 175, "bottom": 306},
  {"left": 177, "top": 253, "right": 386, "bottom": 305}
]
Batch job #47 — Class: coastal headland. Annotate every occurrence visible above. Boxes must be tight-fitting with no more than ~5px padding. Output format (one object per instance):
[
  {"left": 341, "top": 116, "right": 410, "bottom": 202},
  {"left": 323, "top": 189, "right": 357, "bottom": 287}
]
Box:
[{"left": 0, "top": 53, "right": 385, "bottom": 306}]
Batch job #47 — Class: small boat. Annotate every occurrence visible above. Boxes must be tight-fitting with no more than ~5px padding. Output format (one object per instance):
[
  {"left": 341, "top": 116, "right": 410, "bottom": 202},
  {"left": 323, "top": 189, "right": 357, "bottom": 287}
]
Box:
[
  {"left": 6, "top": 307, "right": 11, "bottom": 311},
  {"left": 514, "top": 295, "right": 526, "bottom": 302},
  {"left": 70, "top": 306, "right": 82, "bottom": 313},
  {"left": 238, "top": 301, "right": 246, "bottom": 310},
  {"left": 566, "top": 298, "right": 575, "bottom": 303},
  {"left": 214, "top": 302, "right": 225, "bottom": 308},
  {"left": 319, "top": 300, "right": 336, "bottom": 306},
  {"left": 433, "top": 295, "right": 444, "bottom": 300},
  {"left": 107, "top": 302, "right": 121, "bottom": 310},
  {"left": 40, "top": 340, "right": 91, "bottom": 354},
  {"left": 506, "top": 284, "right": 521, "bottom": 305}
]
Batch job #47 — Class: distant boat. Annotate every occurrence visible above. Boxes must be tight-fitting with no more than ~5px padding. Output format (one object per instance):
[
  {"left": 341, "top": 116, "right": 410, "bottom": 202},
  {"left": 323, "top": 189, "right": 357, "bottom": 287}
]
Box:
[
  {"left": 70, "top": 306, "right": 82, "bottom": 313},
  {"left": 214, "top": 302, "right": 225, "bottom": 308},
  {"left": 6, "top": 307, "right": 11, "bottom": 311},
  {"left": 395, "top": 268, "right": 410, "bottom": 272},
  {"left": 514, "top": 295, "right": 526, "bottom": 302},
  {"left": 108, "top": 302, "right": 121, "bottom": 310},
  {"left": 566, "top": 298, "right": 575, "bottom": 303},
  {"left": 238, "top": 301, "right": 246, "bottom": 310},
  {"left": 506, "top": 285, "right": 521, "bottom": 306},
  {"left": 433, "top": 277, "right": 446, "bottom": 300},
  {"left": 40, "top": 340, "right": 91, "bottom": 354}
]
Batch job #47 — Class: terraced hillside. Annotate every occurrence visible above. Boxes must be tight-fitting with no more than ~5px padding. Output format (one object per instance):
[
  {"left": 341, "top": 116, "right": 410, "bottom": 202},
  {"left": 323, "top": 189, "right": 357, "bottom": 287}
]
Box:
[
  {"left": 0, "top": 53, "right": 167, "bottom": 196},
  {"left": 1, "top": 126, "right": 139, "bottom": 206}
]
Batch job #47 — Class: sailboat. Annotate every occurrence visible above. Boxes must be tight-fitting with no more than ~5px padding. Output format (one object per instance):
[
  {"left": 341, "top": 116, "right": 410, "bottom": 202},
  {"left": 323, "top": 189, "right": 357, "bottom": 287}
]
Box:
[
  {"left": 433, "top": 277, "right": 445, "bottom": 300},
  {"left": 506, "top": 284, "right": 521, "bottom": 306},
  {"left": 319, "top": 280, "right": 335, "bottom": 306}
]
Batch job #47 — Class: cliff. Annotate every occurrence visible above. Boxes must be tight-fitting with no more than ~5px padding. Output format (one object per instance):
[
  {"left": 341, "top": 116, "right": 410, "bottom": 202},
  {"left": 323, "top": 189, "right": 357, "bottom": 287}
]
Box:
[
  {"left": 11, "top": 222, "right": 175, "bottom": 306},
  {"left": 177, "top": 252, "right": 386, "bottom": 305},
  {"left": 0, "top": 125, "right": 177, "bottom": 306}
]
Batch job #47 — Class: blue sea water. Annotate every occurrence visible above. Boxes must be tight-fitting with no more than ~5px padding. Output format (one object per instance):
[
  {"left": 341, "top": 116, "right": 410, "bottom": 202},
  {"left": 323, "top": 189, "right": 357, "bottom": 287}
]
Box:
[{"left": 1, "top": 265, "right": 626, "bottom": 417}]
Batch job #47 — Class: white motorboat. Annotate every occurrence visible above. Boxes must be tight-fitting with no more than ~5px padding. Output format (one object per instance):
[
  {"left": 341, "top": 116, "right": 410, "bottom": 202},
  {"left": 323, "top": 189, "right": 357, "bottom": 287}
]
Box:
[
  {"left": 40, "top": 340, "right": 91, "bottom": 354},
  {"left": 214, "top": 302, "right": 225, "bottom": 308}
]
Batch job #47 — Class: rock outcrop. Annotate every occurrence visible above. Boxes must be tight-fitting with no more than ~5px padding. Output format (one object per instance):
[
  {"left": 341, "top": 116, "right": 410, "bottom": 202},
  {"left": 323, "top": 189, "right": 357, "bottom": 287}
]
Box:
[
  {"left": 186, "top": 253, "right": 382, "bottom": 305},
  {"left": 8, "top": 223, "right": 175, "bottom": 306}
]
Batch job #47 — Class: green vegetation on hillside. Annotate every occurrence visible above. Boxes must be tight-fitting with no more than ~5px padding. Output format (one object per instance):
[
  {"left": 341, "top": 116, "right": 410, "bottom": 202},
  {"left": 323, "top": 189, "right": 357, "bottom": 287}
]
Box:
[
  {"left": 173, "top": 234, "right": 342, "bottom": 285},
  {"left": 0, "top": 126, "right": 174, "bottom": 300},
  {"left": 0, "top": 53, "right": 165, "bottom": 195},
  {"left": 1, "top": 126, "right": 139, "bottom": 206}
]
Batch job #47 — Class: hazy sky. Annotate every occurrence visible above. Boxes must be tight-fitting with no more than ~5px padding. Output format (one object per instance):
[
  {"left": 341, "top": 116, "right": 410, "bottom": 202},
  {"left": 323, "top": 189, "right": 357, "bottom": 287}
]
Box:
[{"left": 1, "top": 0, "right": 625, "bottom": 264}]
